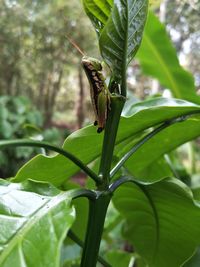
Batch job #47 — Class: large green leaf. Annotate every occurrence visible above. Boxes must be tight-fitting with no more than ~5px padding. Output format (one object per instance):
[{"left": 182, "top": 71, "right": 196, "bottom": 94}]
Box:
[
  {"left": 12, "top": 98, "right": 200, "bottom": 185},
  {"left": 105, "top": 250, "right": 132, "bottom": 267},
  {"left": 0, "top": 179, "right": 75, "bottom": 267},
  {"left": 130, "top": 156, "right": 173, "bottom": 181},
  {"left": 83, "top": 0, "right": 148, "bottom": 81},
  {"left": 184, "top": 247, "right": 200, "bottom": 267},
  {"left": 120, "top": 114, "right": 200, "bottom": 182},
  {"left": 82, "top": 0, "right": 112, "bottom": 33},
  {"left": 137, "top": 12, "right": 200, "bottom": 104},
  {"left": 99, "top": 0, "right": 148, "bottom": 81},
  {"left": 13, "top": 126, "right": 103, "bottom": 185},
  {"left": 113, "top": 178, "right": 200, "bottom": 267}
]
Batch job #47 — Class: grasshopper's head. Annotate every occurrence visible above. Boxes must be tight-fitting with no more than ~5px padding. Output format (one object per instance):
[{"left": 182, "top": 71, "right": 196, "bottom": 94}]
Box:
[{"left": 82, "top": 56, "right": 102, "bottom": 71}]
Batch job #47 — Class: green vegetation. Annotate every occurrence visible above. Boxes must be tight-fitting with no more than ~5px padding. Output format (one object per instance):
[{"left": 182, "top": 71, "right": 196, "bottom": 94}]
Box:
[{"left": 0, "top": 1, "right": 200, "bottom": 267}]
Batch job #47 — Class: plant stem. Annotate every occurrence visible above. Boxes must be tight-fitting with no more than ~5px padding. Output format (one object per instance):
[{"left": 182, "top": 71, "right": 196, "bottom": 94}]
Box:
[
  {"left": 70, "top": 188, "right": 97, "bottom": 201},
  {"left": 98, "top": 96, "right": 125, "bottom": 189},
  {"left": 68, "top": 230, "right": 111, "bottom": 267},
  {"left": 109, "top": 176, "right": 135, "bottom": 193},
  {"left": 0, "top": 139, "right": 101, "bottom": 185},
  {"left": 80, "top": 192, "right": 111, "bottom": 267}
]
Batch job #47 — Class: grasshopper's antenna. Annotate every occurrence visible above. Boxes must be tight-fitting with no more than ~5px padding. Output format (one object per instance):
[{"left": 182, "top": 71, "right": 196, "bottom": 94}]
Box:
[{"left": 66, "top": 35, "right": 85, "bottom": 56}]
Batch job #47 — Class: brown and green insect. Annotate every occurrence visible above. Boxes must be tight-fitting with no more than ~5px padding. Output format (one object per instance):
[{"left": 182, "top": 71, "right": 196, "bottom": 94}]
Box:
[
  {"left": 81, "top": 56, "right": 111, "bottom": 133},
  {"left": 66, "top": 36, "right": 111, "bottom": 133}
]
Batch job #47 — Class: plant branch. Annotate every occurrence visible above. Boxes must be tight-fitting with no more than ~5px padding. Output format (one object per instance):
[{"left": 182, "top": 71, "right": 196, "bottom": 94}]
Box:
[
  {"left": 98, "top": 96, "right": 126, "bottom": 189},
  {"left": 0, "top": 139, "right": 101, "bottom": 185},
  {"left": 68, "top": 230, "right": 112, "bottom": 267},
  {"left": 109, "top": 175, "right": 135, "bottom": 193},
  {"left": 70, "top": 188, "right": 97, "bottom": 200},
  {"left": 110, "top": 116, "right": 188, "bottom": 178},
  {"left": 80, "top": 192, "right": 111, "bottom": 267}
]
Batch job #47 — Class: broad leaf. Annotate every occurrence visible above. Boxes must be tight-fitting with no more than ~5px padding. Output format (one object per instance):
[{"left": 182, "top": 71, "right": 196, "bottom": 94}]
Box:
[
  {"left": 99, "top": 0, "right": 148, "bottom": 81},
  {"left": 113, "top": 178, "right": 200, "bottom": 267},
  {"left": 130, "top": 156, "right": 173, "bottom": 181},
  {"left": 105, "top": 250, "right": 132, "bottom": 267},
  {"left": 137, "top": 12, "right": 200, "bottom": 104},
  {"left": 62, "top": 182, "right": 89, "bottom": 242},
  {"left": 69, "top": 198, "right": 88, "bottom": 242},
  {"left": 120, "top": 114, "right": 200, "bottom": 182},
  {"left": 0, "top": 179, "right": 75, "bottom": 267},
  {"left": 82, "top": 0, "right": 112, "bottom": 33},
  {"left": 13, "top": 126, "right": 103, "bottom": 186},
  {"left": 12, "top": 98, "right": 200, "bottom": 185},
  {"left": 184, "top": 247, "right": 200, "bottom": 267},
  {"left": 83, "top": 0, "right": 148, "bottom": 81}
]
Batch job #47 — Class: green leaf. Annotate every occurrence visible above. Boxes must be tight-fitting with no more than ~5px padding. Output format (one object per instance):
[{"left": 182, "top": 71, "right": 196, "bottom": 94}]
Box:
[
  {"left": 0, "top": 179, "right": 75, "bottom": 267},
  {"left": 82, "top": 0, "right": 112, "bottom": 33},
  {"left": 0, "top": 120, "right": 13, "bottom": 139},
  {"left": 113, "top": 178, "right": 200, "bottom": 267},
  {"left": 137, "top": 12, "right": 200, "bottom": 104},
  {"left": 123, "top": 114, "right": 200, "bottom": 182},
  {"left": 99, "top": 0, "right": 148, "bottom": 81},
  {"left": 69, "top": 198, "right": 88, "bottom": 242},
  {"left": 192, "top": 187, "right": 200, "bottom": 201},
  {"left": 184, "top": 247, "right": 200, "bottom": 267},
  {"left": 13, "top": 126, "right": 104, "bottom": 186},
  {"left": 132, "top": 156, "right": 173, "bottom": 181},
  {"left": 83, "top": 0, "right": 148, "bottom": 81},
  {"left": 12, "top": 98, "right": 200, "bottom": 185},
  {"left": 105, "top": 250, "right": 132, "bottom": 267}
]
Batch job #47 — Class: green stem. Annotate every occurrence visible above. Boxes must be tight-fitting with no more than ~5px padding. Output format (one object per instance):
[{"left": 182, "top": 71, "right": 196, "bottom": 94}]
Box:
[
  {"left": 68, "top": 230, "right": 111, "bottom": 267},
  {"left": 70, "top": 188, "right": 97, "bottom": 201},
  {"left": 98, "top": 96, "right": 125, "bottom": 189},
  {"left": 110, "top": 116, "right": 188, "bottom": 178},
  {"left": 80, "top": 192, "right": 111, "bottom": 267},
  {"left": 109, "top": 175, "right": 135, "bottom": 193},
  {"left": 0, "top": 139, "right": 101, "bottom": 185}
]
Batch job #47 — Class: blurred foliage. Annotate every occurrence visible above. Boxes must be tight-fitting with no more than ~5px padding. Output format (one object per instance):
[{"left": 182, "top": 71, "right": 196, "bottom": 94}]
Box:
[
  {"left": 1, "top": 0, "right": 199, "bottom": 124},
  {"left": 0, "top": 95, "right": 62, "bottom": 177},
  {"left": 163, "top": 0, "right": 200, "bottom": 89},
  {"left": 128, "top": 0, "right": 200, "bottom": 99},
  {"left": 137, "top": 11, "right": 200, "bottom": 104},
  {"left": 0, "top": 0, "right": 99, "bottom": 176},
  {"left": 0, "top": 95, "right": 42, "bottom": 177},
  {"left": 0, "top": 0, "right": 98, "bottom": 127}
]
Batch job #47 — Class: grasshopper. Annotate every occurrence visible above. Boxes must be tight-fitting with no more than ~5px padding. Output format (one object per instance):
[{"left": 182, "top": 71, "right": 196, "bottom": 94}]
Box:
[
  {"left": 67, "top": 36, "right": 111, "bottom": 133},
  {"left": 81, "top": 56, "right": 111, "bottom": 133}
]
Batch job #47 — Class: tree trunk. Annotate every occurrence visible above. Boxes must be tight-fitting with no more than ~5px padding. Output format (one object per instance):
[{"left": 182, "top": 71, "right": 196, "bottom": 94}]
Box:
[
  {"left": 44, "top": 68, "right": 63, "bottom": 127},
  {"left": 37, "top": 72, "right": 47, "bottom": 110},
  {"left": 76, "top": 66, "right": 85, "bottom": 129}
]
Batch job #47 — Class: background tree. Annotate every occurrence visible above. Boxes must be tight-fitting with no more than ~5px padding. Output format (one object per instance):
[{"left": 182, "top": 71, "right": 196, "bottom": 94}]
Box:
[{"left": 0, "top": 0, "right": 98, "bottom": 128}]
